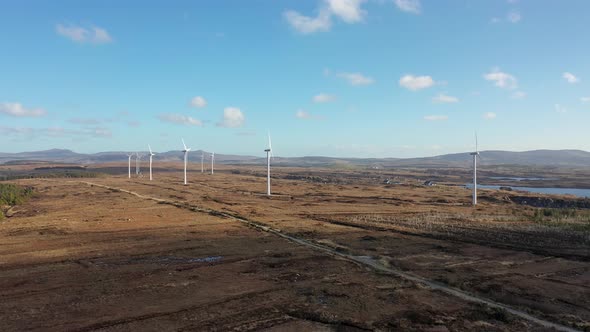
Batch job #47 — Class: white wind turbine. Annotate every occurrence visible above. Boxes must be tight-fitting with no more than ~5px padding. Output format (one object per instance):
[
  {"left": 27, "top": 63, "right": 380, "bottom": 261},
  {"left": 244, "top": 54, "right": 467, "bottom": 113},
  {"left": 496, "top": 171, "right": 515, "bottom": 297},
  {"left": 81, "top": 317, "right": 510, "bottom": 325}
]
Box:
[
  {"left": 264, "top": 133, "right": 273, "bottom": 196},
  {"left": 470, "top": 133, "right": 480, "bottom": 205},
  {"left": 148, "top": 145, "right": 155, "bottom": 181},
  {"left": 127, "top": 153, "right": 134, "bottom": 179},
  {"left": 182, "top": 139, "right": 191, "bottom": 185},
  {"left": 210, "top": 152, "right": 215, "bottom": 175}
]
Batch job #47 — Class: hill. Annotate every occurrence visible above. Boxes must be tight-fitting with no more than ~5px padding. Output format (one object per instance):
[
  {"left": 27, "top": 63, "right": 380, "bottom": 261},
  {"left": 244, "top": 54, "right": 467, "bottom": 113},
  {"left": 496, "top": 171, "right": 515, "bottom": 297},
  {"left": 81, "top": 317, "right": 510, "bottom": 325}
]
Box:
[{"left": 1, "top": 149, "right": 590, "bottom": 168}]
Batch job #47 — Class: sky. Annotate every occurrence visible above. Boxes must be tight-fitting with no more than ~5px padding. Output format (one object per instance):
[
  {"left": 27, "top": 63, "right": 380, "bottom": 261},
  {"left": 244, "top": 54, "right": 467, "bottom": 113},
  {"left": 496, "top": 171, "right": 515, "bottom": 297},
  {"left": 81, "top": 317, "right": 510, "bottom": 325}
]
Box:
[{"left": 1, "top": 0, "right": 589, "bottom": 158}]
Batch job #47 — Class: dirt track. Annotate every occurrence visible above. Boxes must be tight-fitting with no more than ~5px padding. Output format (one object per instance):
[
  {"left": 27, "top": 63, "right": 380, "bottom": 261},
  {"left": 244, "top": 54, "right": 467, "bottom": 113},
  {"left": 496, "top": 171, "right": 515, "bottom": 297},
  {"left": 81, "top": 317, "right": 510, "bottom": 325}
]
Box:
[{"left": 1, "top": 166, "right": 589, "bottom": 331}]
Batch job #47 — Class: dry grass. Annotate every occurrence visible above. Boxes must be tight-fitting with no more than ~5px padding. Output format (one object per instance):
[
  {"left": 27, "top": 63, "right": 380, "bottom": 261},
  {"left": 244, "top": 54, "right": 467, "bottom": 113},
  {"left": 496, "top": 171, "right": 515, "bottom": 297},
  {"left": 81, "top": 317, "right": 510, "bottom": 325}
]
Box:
[{"left": 344, "top": 212, "right": 590, "bottom": 251}]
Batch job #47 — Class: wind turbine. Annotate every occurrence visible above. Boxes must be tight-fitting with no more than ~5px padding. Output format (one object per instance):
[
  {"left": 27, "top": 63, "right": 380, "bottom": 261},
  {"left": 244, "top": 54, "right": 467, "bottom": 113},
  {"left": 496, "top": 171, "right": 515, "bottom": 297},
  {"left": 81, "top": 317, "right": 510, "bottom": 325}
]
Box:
[
  {"left": 470, "top": 133, "right": 480, "bottom": 205},
  {"left": 182, "top": 139, "right": 191, "bottom": 185},
  {"left": 201, "top": 151, "right": 204, "bottom": 173},
  {"left": 210, "top": 152, "right": 215, "bottom": 175},
  {"left": 127, "top": 153, "right": 134, "bottom": 179},
  {"left": 265, "top": 133, "right": 273, "bottom": 196},
  {"left": 148, "top": 145, "right": 155, "bottom": 181}
]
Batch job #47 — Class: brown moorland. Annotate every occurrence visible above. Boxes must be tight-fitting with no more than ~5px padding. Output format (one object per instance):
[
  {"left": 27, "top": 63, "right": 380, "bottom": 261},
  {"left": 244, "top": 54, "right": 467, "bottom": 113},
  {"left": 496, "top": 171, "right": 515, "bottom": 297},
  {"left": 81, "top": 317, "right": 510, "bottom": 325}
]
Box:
[{"left": 1, "top": 163, "right": 589, "bottom": 331}]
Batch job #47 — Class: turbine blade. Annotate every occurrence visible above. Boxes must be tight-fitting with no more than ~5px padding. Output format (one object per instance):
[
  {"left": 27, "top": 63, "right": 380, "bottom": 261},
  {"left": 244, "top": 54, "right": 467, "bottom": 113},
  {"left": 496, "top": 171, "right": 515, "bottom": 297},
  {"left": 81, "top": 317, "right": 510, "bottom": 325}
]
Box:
[
  {"left": 148, "top": 144, "right": 152, "bottom": 154},
  {"left": 182, "top": 138, "right": 187, "bottom": 150},
  {"left": 475, "top": 132, "right": 478, "bottom": 153}
]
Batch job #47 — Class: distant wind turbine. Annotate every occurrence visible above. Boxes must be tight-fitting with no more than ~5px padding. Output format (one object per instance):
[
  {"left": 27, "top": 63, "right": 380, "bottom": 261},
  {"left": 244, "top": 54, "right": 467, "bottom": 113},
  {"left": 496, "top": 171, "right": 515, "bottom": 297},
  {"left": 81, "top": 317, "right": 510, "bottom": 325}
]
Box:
[
  {"left": 470, "top": 133, "right": 480, "bottom": 205},
  {"left": 127, "top": 153, "right": 133, "bottom": 179},
  {"left": 265, "top": 132, "right": 273, "bottom": 196},
  {"left": 148, "top": 145, "right": 155, "bottom": 181},
  {"left": 211, "top": 152, "right": 215, "bottom": 175},
  {"left": 182, "top": 139, "right": 191, "bottom": 185}
]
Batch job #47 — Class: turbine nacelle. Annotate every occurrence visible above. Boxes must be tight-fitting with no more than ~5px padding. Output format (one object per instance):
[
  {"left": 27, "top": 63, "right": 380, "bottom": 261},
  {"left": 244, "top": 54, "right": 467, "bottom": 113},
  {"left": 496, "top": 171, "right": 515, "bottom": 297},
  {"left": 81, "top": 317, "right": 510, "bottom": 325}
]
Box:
[{"left": 181, "top": 138, "right": 191, "bottom": 153}]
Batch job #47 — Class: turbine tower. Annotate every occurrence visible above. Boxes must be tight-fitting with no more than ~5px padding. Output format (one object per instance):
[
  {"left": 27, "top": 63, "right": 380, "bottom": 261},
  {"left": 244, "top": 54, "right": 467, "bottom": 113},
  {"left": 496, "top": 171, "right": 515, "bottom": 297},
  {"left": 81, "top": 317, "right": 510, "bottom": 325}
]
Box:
[
  {"left": 265, "top": 133, "right": 273, "bottom": 196},
  {"left": 182, "top": 139, "right": 191, "bottom": 185},
  {"left": 470, "top": 133, "right": 480, "bottom": 205},
  {"left": 148, "top": 145, "right": 155, "bottom": 181},
  {"left": 127, "top": 153, "right": 133, "bottom": 179},
  {"left": 211, "top": 152, "right": 215, "bottom": 175},
  {"left": 201, "top": 151, "right": 204, "bottom": 173}
]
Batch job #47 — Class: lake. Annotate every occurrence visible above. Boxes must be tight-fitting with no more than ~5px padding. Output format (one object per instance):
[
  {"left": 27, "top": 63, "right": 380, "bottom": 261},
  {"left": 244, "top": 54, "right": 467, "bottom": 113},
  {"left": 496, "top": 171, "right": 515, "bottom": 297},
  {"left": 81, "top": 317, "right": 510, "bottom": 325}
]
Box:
[
  {"left": 489, "top": 176, "right": 559, "bottom": 181},
  {"left": 465, "top": 184, "right": 590, "bottom": 198}
]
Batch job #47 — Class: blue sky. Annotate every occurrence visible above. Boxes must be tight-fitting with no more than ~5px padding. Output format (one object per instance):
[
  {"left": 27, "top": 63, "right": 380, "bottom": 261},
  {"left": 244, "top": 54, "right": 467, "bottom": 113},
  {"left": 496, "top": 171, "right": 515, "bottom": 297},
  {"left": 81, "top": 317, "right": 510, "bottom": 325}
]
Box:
[{"left": 1, "top": 0, "right": 589, "bottom": 157}]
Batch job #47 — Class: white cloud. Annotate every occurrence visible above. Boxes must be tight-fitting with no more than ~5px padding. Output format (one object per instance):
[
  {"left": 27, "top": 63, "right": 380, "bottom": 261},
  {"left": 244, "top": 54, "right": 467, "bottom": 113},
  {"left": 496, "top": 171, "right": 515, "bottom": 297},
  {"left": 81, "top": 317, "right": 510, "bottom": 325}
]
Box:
[
  {"left": 581, "top": 97, "right": 590, "bottom": 103},
  {"left": 190, "top": 96, "right": 207, "bottom": 108},
  {"left": 555, "top": 104, "right": 567, "bottom": 113},
  {"left": 283, "top": 8, "right": 332, "bottom": 34},
  {"left": 313, "top": 93, "right": 336, "bottom": 103},
  {"left": 337, "top": 72, "right": 374, "bottom": 86},
  {"left": 218, "top": 107, "right": 245, "bottom": 128},
  {"left": 284, "top": 0, "right": 369, "bottom": 34},
  {"left": 0, "top": 102, "right": 46, "bottom": 117},
  {"left": 399, "top": 75, "right": 435, "bottom": 91},
  {"left": 296, "top": 110, "right": 313, "bottom": 119},
  {"left": 483, "top": 112, "right": 497, "bottom": 120},
  {"left": 432, "top": 93, "right": 459, "bottom": 103},
  {"left": 507, "top": 11, "right": 521, "bottom": 23},
  {"left": 295, "top": 109, "right": 323, "bottom": 120},
  {"left": 490, "top": 17, "right": 501, "bottom": 23},
  {"left": 511, "top": 91, "right": 526, "bottom": 99},
  {"left": 92, "top": 27, "right": 112, "bottom": 43},
  {"left": 158, "top": 113, "right": 203, "bottom": 126},
  {"left": 56, "top": 24, "right": 112, "bottom": 44},
  {"left": 394, "top": 0, "right": 421, "bottom": 14},
  {"left": 326, "top": 0, "right": 367, "bottom": 23},
  {"left": 563, "top": 72, "right": 580, "bottom": 84},
  {"left": 90, "top": 127, "right": 113, "bottom": 137},
  {"left": 483, "top": 68, "right": 518, "bottom": 89},
  {"left": 423, "top": 115, "right": 448, "bottom": 121}
]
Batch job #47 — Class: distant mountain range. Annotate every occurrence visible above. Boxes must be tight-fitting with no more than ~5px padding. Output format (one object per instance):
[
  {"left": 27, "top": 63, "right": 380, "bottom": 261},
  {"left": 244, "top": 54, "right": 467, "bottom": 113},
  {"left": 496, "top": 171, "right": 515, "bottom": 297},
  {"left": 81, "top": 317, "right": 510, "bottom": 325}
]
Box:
[
  {"left": 0, "top": 149, "right": 259, "bottom": 165},
  {"left": 1, "top": 149, "right": 590, "bottom": 168}
]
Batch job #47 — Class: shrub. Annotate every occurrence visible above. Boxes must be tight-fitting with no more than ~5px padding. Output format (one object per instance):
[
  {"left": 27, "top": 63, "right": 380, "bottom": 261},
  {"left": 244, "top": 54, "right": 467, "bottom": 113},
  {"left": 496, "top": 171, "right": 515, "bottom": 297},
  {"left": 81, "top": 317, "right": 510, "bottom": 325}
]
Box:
[{"left": 0, "top": 183, "right": 34, "bottom": 206}]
